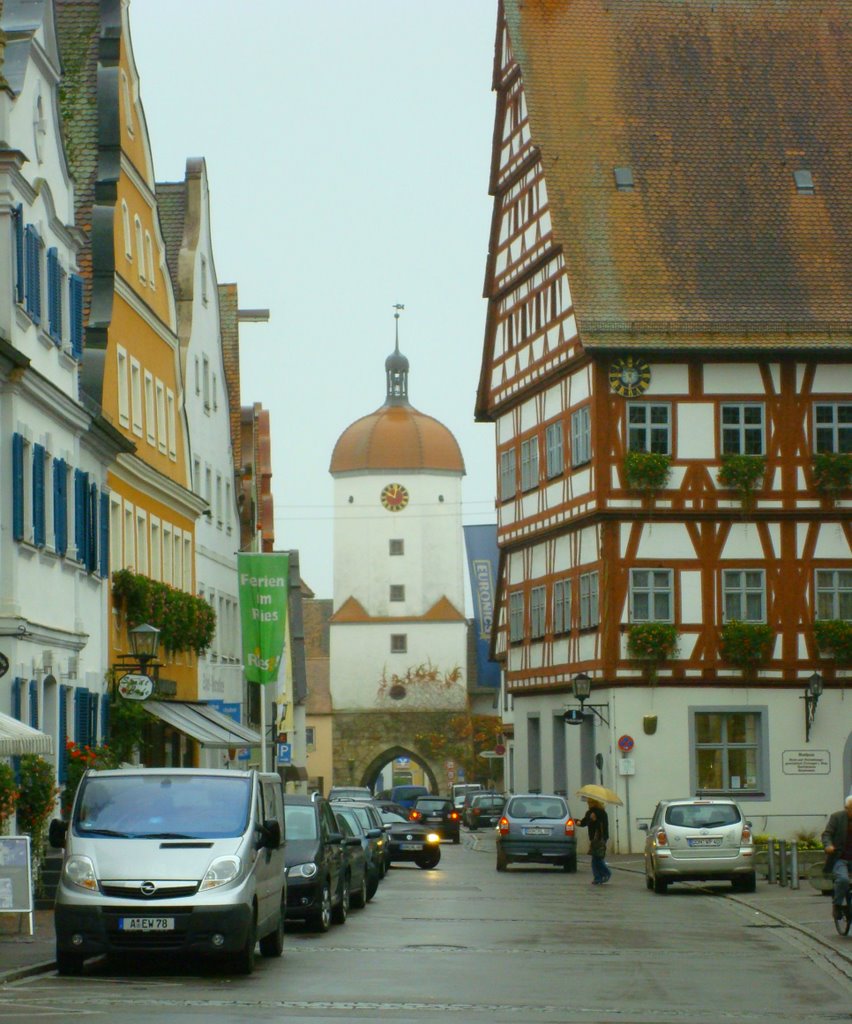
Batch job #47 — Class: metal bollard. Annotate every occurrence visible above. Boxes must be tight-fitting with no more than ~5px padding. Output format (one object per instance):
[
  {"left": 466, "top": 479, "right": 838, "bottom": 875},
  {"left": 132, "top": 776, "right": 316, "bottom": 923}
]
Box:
[
  {"left": 778, "top": 840, "right": 788, "bottom": 887},
  {"left": 790, "top": 841, "right": 799, "bottom": 889},
  {"left": 767, "top": 840, "right": 777, "bottom": 885}
]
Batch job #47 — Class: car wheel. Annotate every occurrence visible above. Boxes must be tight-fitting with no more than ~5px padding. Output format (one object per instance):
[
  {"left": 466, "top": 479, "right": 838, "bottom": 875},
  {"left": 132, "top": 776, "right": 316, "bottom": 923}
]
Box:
[
  {"left": 645, "top": 874, "right": 654, "bottom": 890},
  {"left": 308, "top": 881, "right": 332, "bottom": 932},
  {"left": 452, "top": 833, "right": 460, "bottom": 845},
  {"left": 416, "top": 850, "right": 441, "bottom": 870},
  {"left": 259, "top": 893, "right": 285, "bottom": 958},
  {"left": 366, "top": 868, "right": 380, "bottom": 901},
  {"left": 733, "top": 873, "right": 756, "bottom": 894},
  {"left": 562, "top": 855, "right": 577, "bottom": 873},
  {"left": 332, "top": 877, "right": 350, "bottom": 924},
  {"left": 232, "top": 911, "right": 256, "bottom": 975},
  {"left": 496, "top": 848, "right": 508, "bottom": 872},
  {"left": 350, "top": 873, "right": 368, "bottom": 909},
  {"left": 653, "top": 874, "right": 668, "bottom": 895},
  {"left": 56, "top": 949, "right": 85, "bottom": 976}
]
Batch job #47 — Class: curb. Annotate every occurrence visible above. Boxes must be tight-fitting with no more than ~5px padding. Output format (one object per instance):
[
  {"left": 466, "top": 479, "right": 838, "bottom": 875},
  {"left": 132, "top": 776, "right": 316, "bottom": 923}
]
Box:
[{"left": 0, "top": 959, "right": 55, "bottom": 985}]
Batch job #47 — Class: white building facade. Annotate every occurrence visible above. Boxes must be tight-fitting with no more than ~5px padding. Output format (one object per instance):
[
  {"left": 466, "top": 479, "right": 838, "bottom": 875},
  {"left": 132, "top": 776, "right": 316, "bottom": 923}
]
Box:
[{"left": 0, "top": 0, "right": 124, "bottom": 776}]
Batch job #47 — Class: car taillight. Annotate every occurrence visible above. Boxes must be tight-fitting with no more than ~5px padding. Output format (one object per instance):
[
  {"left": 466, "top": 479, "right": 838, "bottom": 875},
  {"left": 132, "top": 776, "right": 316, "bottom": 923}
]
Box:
[
  {"left": 564, "top": 818, "right": 575, "bottom": 837},
  {"left": 409, "top": 810, "right": 421, "bottom": 821},
  {"left": 741, "top": 825, "right": 752, "bottom": 844},
  {"left": 450, "top": 811, "right": 459, "bottom": 821},
  {"left": 498, "top": 816, "right": 510, "bottom": 836},
  {"left": 473, "top": 808, "right": 480, "bottom": 816},
  {"left": 655, "top": 828, "right": 668, "bottom": 847}
]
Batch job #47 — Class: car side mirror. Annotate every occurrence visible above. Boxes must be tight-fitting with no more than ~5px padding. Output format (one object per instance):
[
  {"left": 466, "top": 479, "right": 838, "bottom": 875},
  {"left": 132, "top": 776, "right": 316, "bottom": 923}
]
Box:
[
  {"left": 328, "top": 831, "right": 344, "bottom": 844},
  {"left": 259, "top": 818, "right": 282, "bottom": 849},
  {"left": 344, "top": 836, "right": 361, "bottom": 847},
  {"left": 366, "top": 828, "right": 382, "bottom": 838},
  {"left": 49, "top": 818, "right": 68, "bottom": 849},
  {"left": 638, "top": 823, "right": 649, "bottom": 832}
]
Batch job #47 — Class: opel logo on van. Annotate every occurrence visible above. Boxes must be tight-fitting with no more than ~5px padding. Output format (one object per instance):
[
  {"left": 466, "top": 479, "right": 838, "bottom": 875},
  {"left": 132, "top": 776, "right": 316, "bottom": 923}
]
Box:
[{"left": 140, "top": 881, "right": 157, "bottom": 896}]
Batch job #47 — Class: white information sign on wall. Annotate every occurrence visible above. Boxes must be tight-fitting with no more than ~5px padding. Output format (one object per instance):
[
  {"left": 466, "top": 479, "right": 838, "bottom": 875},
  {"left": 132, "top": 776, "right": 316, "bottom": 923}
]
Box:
[{"left": 782, "top": 750, "right": 831, "bottom": 775}]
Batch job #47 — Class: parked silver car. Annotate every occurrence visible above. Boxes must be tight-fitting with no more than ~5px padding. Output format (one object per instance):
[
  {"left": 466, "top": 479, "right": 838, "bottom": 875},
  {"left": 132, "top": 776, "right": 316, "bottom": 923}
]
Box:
[
  {"left": 495, "top": 793, "right": 577, "bottom": 872},
  {"left": 640, "top": 797, "right": 755, "bottom": 894}
]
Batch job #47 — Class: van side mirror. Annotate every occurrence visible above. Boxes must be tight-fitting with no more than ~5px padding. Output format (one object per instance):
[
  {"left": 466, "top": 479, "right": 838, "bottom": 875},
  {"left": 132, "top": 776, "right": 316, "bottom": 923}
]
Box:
[
  {"left": 259, "top": 818, "right": 282, "bottom": 850},
  {"left": 49, "top": 818, "right": 68, "bottom": 849},
  {"left": 638, "top": 823, "right": 649, "bottom": 833}
]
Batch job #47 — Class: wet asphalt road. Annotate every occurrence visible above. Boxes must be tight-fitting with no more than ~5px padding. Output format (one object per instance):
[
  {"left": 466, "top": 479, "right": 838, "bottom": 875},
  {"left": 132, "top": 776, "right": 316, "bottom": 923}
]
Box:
[{"left": 0, "top": 830, "right": 849, "bottom": 1023}]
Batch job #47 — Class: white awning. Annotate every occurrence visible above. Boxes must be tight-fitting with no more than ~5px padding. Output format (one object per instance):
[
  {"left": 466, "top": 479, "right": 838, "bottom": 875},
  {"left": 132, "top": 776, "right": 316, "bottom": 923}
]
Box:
[
  {"left": 143, "top": 701, "right": 261, "bottom": 749},
  {"left": 0, "top": 711, "right": 53, "bottom": 756}
]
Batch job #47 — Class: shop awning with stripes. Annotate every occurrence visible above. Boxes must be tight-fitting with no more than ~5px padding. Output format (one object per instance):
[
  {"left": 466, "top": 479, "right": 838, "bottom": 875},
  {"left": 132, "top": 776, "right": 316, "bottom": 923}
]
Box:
[
  {"left": 0, "top": 711, "right": 53, "bottom": 756},
  {"left": 142, "top": 701, "right": 261, "bottom": 749}
]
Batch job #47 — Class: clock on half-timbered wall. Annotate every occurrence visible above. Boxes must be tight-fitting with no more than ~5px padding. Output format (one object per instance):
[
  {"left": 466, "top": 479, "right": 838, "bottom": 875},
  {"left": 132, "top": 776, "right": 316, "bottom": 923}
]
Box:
[{"left": 609, "top": 356, "right": 651, "bottom": 398}]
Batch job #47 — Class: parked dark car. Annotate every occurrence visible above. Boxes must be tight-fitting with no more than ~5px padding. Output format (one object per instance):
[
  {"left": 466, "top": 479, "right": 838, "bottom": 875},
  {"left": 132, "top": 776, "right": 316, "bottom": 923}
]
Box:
[
  {"left": 495, "top": 793, "right": 577, "bottom": 872},
  {"left": 379, "top": 809, "right": 442, "bottom": 869},
  {"left": 335, "top": 800, "right": 392, "bottom": 875},
  {"left": 374, "top": 799, "right": 410, "bottom": 819},
  {"left": 333, "top": 805, "right": 384, "bottom": 898},
  {"left": 464, "top": 792, "right": 506, "bottom": 831},
  {"left": 409, "top": 796, "right": 460, "bottom": 844},
  {"left": 328, "top": 786, "right": 373, "bottom": 802},
  {"left": 332, "top": 810, "right": 372, "bottom": 908},
  {"left": 284, "top": 794, "right": 351, "bottom": 931}
]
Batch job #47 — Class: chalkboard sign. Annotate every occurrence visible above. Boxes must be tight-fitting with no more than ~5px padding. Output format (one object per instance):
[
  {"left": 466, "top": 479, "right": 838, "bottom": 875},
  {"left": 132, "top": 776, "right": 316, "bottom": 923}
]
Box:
[{"left": 0, "top": 836, "right": 33, "bottom": 915}]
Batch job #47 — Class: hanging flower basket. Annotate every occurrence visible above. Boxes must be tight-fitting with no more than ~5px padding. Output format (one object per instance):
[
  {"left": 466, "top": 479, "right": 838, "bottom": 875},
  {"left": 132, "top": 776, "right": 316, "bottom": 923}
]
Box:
[
  {"left": 812, "top": 452, "right": 852, "bottom": 496},
  {"left": 112, "top": 569, "right": 216, "bottom": 655},
  {"left": 623, "top": 451, "right": 672, "bottom": 494},
  {"left": 627, "top": 623, "right": 679, "bottom": 682},
  {"left": 719, "top": 621, "right": 774, "bottom": 673},
  {"left": 717, "top": 455, "right": 766, "bottom": 511},
  {"left": 814, "top": 619, "right": 852, "bottom": 666}
]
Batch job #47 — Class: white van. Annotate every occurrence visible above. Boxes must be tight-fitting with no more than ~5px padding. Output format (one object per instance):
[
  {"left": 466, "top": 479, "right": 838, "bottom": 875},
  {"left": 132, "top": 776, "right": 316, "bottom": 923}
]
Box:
[
  {"left": 452, "top": 782, "right": 483, "bottom": 810},
  {"left": 49, "top": 767, "right": 286, "bottom": 976}
]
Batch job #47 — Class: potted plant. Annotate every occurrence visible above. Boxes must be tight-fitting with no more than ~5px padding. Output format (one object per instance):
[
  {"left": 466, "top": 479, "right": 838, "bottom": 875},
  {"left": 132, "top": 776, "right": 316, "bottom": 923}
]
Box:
[
  {"left": 814, "top": 619, "right": 852, "bottom": 666},
  {"left": 720, "top": 620, "right": 774, "bottom": 676},
  {"left": 812, "top": 451, "right": 852, "bottom": 496},
  {"left": 0, "top": 762, "right": 19, "bottom": 835},
  {"left": 623, "top": 451, "right": 672, "bottom": 495},
  {"left": 112, "top": 569, "right": 216, "bottom": 655},
  {"left": 627, "top": 623, "right": 680, "bottom": 681},
  {"left": 717, "top": 454, "right": 766, "bottom": 511}
]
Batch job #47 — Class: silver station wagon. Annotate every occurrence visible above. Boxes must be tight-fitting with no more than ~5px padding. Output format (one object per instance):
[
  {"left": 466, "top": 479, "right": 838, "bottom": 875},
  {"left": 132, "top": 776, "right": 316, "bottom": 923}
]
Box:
[{"left": 640, "top": 797, "right": 755, "bottom": 894}]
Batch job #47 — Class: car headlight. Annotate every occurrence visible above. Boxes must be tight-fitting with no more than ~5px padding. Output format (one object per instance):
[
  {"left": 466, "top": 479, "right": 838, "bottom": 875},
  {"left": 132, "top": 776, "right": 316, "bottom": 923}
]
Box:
[
  {"left": 200, "top": 855, "right": 241, "bottom": 891},
  {"left": 64, "top": 855, "right": 98, "bottom": 891},
  {"left": 426, "top": 833, "right": 441, "bottom": 844},
  {"left": 288, "top": 861, "right": 318, "bottom": 879}
]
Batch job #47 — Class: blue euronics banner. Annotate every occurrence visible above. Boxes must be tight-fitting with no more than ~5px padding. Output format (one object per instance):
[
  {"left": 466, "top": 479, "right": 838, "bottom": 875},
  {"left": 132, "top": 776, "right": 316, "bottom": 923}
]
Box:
[{"left": 463, "top": 524, "right": 501, "bottom": 689}]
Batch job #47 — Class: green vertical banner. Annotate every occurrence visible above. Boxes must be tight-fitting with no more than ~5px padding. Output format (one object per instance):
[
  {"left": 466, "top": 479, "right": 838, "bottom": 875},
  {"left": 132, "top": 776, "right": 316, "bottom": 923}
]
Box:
[{"left": 237, "top": 552, "right": 290, "bottom": 685}]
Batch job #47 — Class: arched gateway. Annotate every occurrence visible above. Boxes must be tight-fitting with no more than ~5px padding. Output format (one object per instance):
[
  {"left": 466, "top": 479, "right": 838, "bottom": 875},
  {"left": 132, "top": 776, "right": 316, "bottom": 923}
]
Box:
[{"left": 327, "top": 318, "right": 471, "bottom": 793}]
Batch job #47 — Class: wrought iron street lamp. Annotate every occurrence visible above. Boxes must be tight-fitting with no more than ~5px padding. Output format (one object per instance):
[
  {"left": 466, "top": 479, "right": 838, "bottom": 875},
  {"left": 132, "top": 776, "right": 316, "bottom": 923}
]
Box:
[
  {"left": 802, "top": 671, "right": 823, "bottom": 743},
  {"left": 128, "top": 623, "right": 161, "bottom": 669},
  {"left": 564, "top": 672, "right": 609, "bottom": 725}
]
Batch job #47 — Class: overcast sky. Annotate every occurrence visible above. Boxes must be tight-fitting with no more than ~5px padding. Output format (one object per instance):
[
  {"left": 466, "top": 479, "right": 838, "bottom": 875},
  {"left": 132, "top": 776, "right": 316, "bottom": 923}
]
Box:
[{"left": 130, "top": 1, "right": 498, "bottom": 602}]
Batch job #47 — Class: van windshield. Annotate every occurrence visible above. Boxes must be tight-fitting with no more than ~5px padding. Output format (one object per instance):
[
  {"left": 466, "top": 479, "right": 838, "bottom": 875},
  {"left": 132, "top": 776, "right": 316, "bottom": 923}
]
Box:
[{"left": 74, "top": 774, "right": 252, "bottom": 839}]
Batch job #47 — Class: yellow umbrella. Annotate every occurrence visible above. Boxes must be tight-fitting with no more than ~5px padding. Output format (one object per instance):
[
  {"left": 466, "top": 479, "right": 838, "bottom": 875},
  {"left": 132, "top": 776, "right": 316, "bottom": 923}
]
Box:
[{"left": 576, "top": 784, "right": 623, "bottom": 806}]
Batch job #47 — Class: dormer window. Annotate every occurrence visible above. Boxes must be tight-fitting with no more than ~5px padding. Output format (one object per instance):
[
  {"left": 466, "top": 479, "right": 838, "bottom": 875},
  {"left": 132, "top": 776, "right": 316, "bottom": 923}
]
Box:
[{"left": 613, "top": 166, "right": 634, "bottom": 191}]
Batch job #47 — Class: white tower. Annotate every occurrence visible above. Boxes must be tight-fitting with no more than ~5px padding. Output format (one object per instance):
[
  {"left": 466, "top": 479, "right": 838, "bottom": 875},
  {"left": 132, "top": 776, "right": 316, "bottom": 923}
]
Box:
[{"left": 329, "top": 323, "right": 468, "bottom": 714}]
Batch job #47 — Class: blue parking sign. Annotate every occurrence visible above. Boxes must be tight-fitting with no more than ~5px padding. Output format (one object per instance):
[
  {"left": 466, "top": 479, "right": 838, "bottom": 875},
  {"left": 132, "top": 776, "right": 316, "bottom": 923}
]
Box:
[{"left": 277, "top": 742, "right": 292, "bottom": 765}]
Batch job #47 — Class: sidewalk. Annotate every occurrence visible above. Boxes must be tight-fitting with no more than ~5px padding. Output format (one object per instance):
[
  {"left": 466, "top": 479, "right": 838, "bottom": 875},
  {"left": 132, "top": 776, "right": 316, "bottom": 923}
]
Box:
[{"left": 1, "top": 856, "right": 849, "bottom": 983}]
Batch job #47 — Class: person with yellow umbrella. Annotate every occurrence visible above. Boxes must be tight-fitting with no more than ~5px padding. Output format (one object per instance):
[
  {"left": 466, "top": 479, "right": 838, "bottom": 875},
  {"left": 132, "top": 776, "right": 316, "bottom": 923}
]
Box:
[{"left": 576, "top": 784, "right": 623, "bottom": 885}]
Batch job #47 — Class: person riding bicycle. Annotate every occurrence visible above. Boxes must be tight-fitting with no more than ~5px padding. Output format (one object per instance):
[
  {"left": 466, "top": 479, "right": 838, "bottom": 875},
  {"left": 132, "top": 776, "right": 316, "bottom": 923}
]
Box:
[{"left": 822, "top": 795, "right": 852, "bottom": 921}]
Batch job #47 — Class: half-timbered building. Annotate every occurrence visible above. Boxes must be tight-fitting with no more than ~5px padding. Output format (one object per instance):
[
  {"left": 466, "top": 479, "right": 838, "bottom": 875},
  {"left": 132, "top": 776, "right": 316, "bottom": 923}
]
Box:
[{"left": 476, "top": 0, "right": 852, "bottom": 847}]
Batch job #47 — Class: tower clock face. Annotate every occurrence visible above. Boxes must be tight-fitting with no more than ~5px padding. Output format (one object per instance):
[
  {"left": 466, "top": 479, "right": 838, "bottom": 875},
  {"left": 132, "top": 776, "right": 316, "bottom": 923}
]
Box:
[
  {"left": 380, "top": 482, "right": 409, "bottom": 512},
  {"left": 609, "top": 356, "right": 651, "bottom": 398}
]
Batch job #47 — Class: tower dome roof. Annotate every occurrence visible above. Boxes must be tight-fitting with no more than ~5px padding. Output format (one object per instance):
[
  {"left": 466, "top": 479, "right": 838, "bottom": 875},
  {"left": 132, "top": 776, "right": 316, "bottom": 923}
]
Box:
[
  {"left": 330, "top": 322, "right": 465, "bottom": 475},
  {"left": 330, "top": 403, "right": 465, "bottom": 474}
]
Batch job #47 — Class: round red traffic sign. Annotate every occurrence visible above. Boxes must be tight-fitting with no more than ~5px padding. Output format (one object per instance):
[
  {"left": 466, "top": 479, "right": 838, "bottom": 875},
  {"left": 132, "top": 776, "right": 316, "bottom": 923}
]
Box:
[
  {"left": 617, "top": 734, "right": 635, "bottom": 753},
  {"left": 494, "top": 743, "right": 506, "bottom": 756}
]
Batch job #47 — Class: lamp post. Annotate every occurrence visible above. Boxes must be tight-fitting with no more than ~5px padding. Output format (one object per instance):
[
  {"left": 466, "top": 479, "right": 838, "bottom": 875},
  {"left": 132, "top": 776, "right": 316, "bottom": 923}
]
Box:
[
  {"left": 564, "top": 672, "right": 610, "bottom": 726},
  {"left": 572, "top": 672, "right": 592, "bottom": 710},
  {"left": 115, "top": 623, "right": 161, "bottom": 701},
  {"left": 802, "top": 671, "right": 823, "bottom": 743},
  {"left": 128, "top": 623, "right": 161, "bottom": 670}
]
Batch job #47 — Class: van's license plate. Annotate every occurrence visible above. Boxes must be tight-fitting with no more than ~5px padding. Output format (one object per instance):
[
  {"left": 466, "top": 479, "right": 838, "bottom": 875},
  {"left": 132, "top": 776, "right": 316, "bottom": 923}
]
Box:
[{"left": 119, "top": 917, "right": 174, "bottom": 931}]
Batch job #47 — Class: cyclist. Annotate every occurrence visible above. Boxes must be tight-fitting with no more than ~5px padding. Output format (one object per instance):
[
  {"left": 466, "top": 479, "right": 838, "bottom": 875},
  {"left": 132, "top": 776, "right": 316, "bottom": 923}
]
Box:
[{"left": 822, "top": 794, "right": 852, "bottom": 922}]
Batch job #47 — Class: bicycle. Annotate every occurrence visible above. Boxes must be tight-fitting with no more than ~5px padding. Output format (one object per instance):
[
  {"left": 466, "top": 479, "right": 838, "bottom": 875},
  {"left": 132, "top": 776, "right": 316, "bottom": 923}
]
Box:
[{"left": 831, "top": 866, "right": 851, "bottom": 937}]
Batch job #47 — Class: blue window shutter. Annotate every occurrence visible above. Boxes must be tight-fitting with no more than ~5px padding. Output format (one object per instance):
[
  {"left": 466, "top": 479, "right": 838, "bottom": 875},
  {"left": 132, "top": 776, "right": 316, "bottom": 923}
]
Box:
[
  {"left": 88, "top": 482, "right": 98, "bottom": 573},
  {"left": 89, "top": 693, "right": 99, "bottom": 744},
  {"left": 14, "top": 205, "right": 24, "bottom": 304},
  {"left": 74, "top": 468, "right": 87, "bottom": 562},
  {"left": 29, "top": 680, "right": 38, "bottom": 728},
  {"left": 54, "top": 458, "right": 68, "bottom": 556},
  {"left": 99, "top": 491, "right": 110, "bottom": 576},
  {"left": 74, "top": 687, "right": 90, "bottom": 746},
  {"left": 12, "top": 677, "right": 24, "bottom": 720},
  {"left": 58, "top": 685, "right": 70, "bottom": 783},
  {"left": 101, "top": 692, "right": 110, "bottom": 742},
  {"left": 47, "top": 247, "right": 61, "bottom": 342},
  {"left": 12, "top": 433, "right": 24, "bottom": 540},
  {"left": 32, "top": 443, "right": 46, "bottom": 547},
  {"left": 25, "top": 224, "right": 41, "bottom": 324},
  {"left": 69, "top": 274, "right": 84, "bottom": 359}
]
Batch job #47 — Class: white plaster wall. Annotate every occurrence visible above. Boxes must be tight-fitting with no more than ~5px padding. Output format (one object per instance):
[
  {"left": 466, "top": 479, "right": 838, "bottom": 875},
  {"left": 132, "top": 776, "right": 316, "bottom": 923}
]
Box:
[
  {"left": 810, "top": 364, "right": 852, "bottom": 393},
  {"left": 676, "top": 404, "right": 715, "bottom": 459},
  {"left": 703, "top": 364, "right": 765, "bottom": 394},
  {"left": 332, "top": 472, "right": 465, "bottom": 615},
  {"left": 646, "top": 364, "right": 689, "bottom": 396}
]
